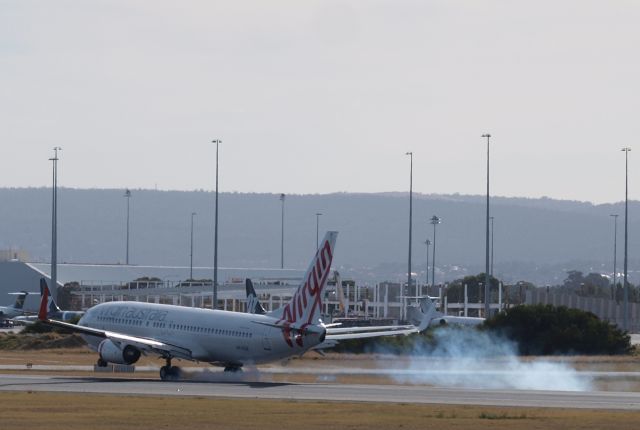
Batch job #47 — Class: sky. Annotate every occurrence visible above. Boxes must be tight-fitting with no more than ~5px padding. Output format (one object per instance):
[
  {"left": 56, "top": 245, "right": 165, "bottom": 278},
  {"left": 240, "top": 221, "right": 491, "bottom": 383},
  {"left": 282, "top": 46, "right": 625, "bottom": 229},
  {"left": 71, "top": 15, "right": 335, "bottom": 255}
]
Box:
[{"left": 1, "top": 0, "right": 639, "bottom": 204}]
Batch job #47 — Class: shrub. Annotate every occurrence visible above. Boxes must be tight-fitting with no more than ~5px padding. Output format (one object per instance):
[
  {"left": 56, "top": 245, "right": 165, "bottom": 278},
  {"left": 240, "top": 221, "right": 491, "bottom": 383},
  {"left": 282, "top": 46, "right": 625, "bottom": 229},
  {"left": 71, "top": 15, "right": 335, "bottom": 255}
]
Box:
[
  {"left": 0, "top": 332, "right": 85, "bottom": 350},
  {"left": 483, "top": 304, "right": 631, "bottom": 355},
  {"left": 22, "top": 318, "right": 80, "bottom": 335},
  {"left": 330, "top": 330, "right": 436, "bottom": 354}
]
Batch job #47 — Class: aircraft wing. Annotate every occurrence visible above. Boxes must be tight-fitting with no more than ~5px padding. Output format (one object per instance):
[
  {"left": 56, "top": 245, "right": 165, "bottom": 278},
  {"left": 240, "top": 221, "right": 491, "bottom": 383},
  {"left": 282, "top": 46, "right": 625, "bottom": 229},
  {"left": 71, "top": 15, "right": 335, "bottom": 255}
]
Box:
[
  {"left": 40, "top": 317, "right": 193, "bottom": 360},
  {"left": 326, "top": 325, "right": 416, "bottom": 334},
  {"left": 314, "top": 326, "right": 419, "bottom": 350},
  {"left": 325, "top": 327, "right": 418, "bottom": 340},
  {"left": 252, "top": 320, "right": 417, "bottom": 338}
]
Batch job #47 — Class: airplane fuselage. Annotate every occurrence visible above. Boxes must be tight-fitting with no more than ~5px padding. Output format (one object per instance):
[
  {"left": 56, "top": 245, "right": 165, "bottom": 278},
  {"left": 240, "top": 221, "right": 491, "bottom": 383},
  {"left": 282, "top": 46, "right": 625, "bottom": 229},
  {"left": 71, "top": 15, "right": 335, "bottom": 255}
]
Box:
[
  {"left": 79, "top": 301, "right": 319, "bottom": 366},
  {"left": 0, "top": 306, "right": 23, "bottom": 320}
]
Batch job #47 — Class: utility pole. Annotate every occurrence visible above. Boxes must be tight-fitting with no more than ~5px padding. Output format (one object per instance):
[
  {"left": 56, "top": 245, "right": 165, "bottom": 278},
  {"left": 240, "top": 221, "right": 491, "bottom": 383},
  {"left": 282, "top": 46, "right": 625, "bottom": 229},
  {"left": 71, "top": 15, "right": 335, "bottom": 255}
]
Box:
[
  {"left": 315, "top": 213, "right": 322, "bottom": 250},
  {"left": 425, "top": 239, "right": 431, "bottom": 287},
  {"left": 406, "top": 152, "right": 413, "bottom": 301},
  {"left": 490, "top": 216, "right": 495, "bottom": 277},
  {"left": 212, "top": 139, "right": 222, "bottom": 309},
  {"left": 622, "top": 147, "right": 631, "bottom": 330},
  {"left": 430, "top": 215, "right": 441, "bottom": 288},
  {"left": 124, "top": 189, "right": 131, "bottom": 264},
  {"left": 280, "top": 194, "right": 285, "bottom": 269},
  {"left": 482, "top": 133, "right": 491, "bottom": 318},
  {"left": 611, "top": 214, "right": 619, "bottom": 300},
  {"left": 49, "top": 147, "right": 61, "bottom": 291},
  {"left": 190, "top": 212, "right": 196, "bottom": 280}
]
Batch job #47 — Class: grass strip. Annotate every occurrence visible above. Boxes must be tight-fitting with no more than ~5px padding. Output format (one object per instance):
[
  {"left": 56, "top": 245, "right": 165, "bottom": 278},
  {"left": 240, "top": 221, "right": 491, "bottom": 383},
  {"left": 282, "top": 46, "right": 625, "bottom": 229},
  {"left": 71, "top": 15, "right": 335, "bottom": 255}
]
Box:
[{"left": 1, "top": 392, "right": 640, "bottom": 430}]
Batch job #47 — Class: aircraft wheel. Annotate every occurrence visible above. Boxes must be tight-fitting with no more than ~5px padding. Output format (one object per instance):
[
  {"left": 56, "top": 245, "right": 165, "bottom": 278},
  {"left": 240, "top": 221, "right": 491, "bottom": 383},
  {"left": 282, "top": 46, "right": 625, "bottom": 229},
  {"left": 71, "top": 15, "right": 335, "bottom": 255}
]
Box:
[
  {"left": 170, "top": 366, "right": 182, "bottom": 379},
  {"left": 160, "top": 365, "right": 170, "bottom": 381},
  {"left": 223, "top": 365, "right": 243, "bottom": 373},
  {"left": 160, "top": 365, "right": 181, "bottom": 381},
  {"left": 97, "top": 358, "right": 108, "bottom": 367}
]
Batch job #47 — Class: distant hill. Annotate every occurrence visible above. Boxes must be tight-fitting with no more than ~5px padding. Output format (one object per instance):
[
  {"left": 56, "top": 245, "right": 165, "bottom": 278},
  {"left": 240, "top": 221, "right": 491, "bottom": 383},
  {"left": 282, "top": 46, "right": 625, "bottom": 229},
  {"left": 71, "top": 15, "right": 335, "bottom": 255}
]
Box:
[{"left": 0, "top": 188, "right": 637, "bottom": 285}]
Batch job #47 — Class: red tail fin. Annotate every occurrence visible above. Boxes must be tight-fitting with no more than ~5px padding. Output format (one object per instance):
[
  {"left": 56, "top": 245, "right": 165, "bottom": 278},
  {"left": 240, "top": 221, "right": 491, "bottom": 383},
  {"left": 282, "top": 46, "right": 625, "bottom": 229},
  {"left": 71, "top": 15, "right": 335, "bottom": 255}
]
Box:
[{"left": 271, "top": 231, "right": 337, "bottom": 330}]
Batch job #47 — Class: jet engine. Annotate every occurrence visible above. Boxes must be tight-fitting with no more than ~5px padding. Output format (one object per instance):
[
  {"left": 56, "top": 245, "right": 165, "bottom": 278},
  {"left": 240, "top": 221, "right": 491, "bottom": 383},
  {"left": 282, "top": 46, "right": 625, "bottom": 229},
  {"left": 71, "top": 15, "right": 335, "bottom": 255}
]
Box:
[
  {"left": 301, "top": 325, "right": 327, "bottom": 344},
  {"left": 318, "top": 327, "right": 326, "bottom": 343},
  {"left": 97, "top": 339, "right": 141, "bottom": 365}
]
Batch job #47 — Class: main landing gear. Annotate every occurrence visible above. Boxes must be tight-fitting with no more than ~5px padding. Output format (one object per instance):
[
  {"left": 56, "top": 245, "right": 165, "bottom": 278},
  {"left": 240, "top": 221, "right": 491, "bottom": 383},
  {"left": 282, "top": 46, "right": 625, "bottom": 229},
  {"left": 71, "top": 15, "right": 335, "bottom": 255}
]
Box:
[
  {"left": 159, "top": 358, "right": 181, "bottom": 381},
  {"left": 223, "top": 364, "right": 243, "bottom": 373}
]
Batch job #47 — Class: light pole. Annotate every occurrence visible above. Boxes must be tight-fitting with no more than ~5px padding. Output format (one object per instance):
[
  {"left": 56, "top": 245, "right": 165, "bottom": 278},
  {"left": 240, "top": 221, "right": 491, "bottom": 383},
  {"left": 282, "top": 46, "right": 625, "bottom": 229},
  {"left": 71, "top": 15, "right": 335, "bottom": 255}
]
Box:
[
  {"left": 190, "top": 212, "right": 196, "bottom": 280},
  {"left": 482, "top": 133, "right": 491, "bottom": 318},
  {"left": 424, "top": 239, "right": 431, "bottom": 287},
  {"left": 622, "top": 147, "right": 631, "bottom": 330},
  {"left": 611, "top": 213, "right": 619, "bottom": 300},
  {"left": 430, "top": 215, "right": 441, "bottom": 287},
  {"left": 124, "top": 189, "right": 131, "bottom": 265},
  {"left": 280, "top": 194, "right": 285, "bottom": 269},
  {"left": 406, "top": 152, "right": 413, "bottom": 299},
  {"left": 49, "top": 147, "right": 61, "bottom": 290},
  {"left": 315, "top": 212, "right": 322, "bottom": 250},
  {"left": 490, "top": 216, "right": 495, "bottom": 277},
  {"left": 212, "top": 138, "right": 222, "bottom": 309}
]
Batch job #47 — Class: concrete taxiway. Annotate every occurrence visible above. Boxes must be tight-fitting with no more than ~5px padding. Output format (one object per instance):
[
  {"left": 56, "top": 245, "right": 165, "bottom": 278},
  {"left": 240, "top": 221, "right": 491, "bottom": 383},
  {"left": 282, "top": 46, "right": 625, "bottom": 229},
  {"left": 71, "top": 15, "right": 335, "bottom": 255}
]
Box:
[{"left": 0, "top": 373, "right": 639, "bottom": 410}]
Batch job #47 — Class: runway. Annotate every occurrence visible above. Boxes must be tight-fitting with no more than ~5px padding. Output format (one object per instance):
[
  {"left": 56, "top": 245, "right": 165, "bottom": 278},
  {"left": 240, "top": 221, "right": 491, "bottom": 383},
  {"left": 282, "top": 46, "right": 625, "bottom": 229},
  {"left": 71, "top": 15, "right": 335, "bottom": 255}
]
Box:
[
  {"left": 1, "top": 373, "right": 639, "bottom": 410},
  {"left": 2, "top": 364, "right": 640, "bottom": 382}
]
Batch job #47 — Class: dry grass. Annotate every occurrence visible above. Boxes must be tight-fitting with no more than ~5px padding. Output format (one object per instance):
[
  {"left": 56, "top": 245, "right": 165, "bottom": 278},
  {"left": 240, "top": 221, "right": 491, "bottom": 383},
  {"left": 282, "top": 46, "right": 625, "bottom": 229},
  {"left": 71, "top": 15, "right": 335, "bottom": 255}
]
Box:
[
  {"left": 0, "top": 392, "right": 639, "bottom": 430},
  {"left": 0, "top": 348, "right": 96, "bottom": 366}
]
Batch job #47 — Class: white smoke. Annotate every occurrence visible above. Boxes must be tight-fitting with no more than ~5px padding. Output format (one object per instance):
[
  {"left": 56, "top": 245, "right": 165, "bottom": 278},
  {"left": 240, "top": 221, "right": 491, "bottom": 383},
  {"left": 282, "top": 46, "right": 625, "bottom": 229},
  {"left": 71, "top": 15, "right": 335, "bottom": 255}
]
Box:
[{"left": 382, "top": 327, "right": 593, "bottom": 392}]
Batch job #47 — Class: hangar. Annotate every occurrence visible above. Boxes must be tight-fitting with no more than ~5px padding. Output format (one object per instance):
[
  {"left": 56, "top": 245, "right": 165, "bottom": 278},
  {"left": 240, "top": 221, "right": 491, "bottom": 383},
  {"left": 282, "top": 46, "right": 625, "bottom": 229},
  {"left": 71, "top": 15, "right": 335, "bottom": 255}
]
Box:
[{"left": 0, "top": 259, "right": 305, "bottom": 314}]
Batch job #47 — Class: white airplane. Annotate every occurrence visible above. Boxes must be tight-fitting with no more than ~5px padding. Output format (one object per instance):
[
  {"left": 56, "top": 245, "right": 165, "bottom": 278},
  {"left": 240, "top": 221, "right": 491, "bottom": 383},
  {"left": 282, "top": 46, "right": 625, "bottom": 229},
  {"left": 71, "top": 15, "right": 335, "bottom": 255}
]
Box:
[
  {"left": 13, "top": 279, "right": 84, "bottom": 324},
  {"left": 38, "top": 231, "right": 424, "bottom": 380},
  {"left": 407, "top": 297, "right": 484, "bottom": 330},
  {"left": 0, "top": 292, "right": 32, "bottom": 321},
  {"left": 38, "top": 278, "right": 85, "bottom": 322}
]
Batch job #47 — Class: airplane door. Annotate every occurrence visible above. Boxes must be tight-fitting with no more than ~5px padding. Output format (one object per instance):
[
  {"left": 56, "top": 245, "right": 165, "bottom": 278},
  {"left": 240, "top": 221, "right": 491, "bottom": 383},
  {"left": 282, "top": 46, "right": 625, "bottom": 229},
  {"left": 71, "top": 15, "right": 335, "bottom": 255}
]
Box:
[{"left": 262, "top": 329, "right": 272, "bottom": 351}]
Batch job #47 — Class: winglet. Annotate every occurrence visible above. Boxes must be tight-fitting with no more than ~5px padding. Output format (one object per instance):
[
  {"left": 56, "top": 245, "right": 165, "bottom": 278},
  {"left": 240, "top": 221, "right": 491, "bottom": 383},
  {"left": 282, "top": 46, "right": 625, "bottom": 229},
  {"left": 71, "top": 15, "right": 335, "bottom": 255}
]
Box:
[{"left": 38, "top": 278, "right": 50, "bottom": 321}]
